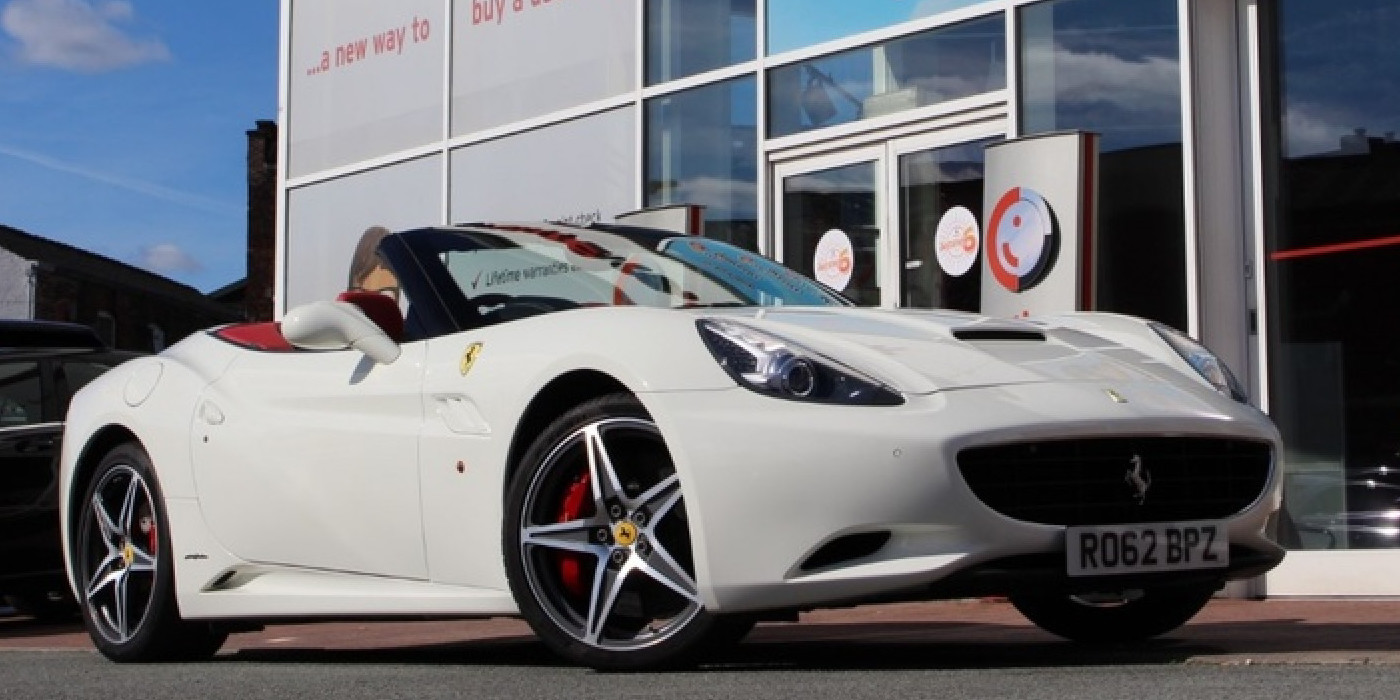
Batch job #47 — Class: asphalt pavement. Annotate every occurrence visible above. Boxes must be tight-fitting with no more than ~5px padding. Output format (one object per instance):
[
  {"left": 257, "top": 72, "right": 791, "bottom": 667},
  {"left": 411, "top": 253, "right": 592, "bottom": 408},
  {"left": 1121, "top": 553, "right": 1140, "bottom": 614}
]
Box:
[{"left": 4, "top": 597, "right": 1400, "bottom": 666}]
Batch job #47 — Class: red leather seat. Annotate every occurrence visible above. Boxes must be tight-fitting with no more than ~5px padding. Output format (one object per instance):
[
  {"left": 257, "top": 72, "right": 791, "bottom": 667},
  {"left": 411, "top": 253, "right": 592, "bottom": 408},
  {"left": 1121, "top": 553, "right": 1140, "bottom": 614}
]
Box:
[
  {"left": 336, "top": 291, "right": 404, "bottom": 342},
  {"left": 212, "top": 322, "right": 293, "bottom": 351}
]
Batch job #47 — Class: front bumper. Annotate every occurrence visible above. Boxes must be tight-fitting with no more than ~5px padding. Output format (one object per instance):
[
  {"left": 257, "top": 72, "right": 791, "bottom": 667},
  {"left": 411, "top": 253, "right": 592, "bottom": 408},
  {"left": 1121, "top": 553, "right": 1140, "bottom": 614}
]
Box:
[{"left": 640, "top": 381, "right": 1285, "bottom": 613}]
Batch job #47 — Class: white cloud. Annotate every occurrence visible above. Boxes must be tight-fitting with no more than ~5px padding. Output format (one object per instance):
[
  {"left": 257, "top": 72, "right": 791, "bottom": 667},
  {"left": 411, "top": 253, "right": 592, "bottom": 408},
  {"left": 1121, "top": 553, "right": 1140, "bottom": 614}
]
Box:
[
  {"left": 1283, "top": 103, "right": 1360, "bottom": 158},
  {"left": 668, "top": 176, "right": 758, "bottom": 218},
  {"left": 1022, "top": 42, "right": 1182, "bottom": 117},
  {"left": 137, "top": 243, "right": 202, "bottom": 275},
  {"left": 1, "top": 0, "right": 170, "bottom": 72},
  {"left": 912, "top": 0, "right": 983, "bottom": 19}
]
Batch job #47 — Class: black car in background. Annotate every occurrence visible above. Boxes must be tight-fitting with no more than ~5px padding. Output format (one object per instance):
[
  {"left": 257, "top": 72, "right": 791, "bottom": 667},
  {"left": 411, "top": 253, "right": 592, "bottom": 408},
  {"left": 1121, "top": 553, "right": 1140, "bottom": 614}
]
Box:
[{"left": 0, "top": 320, "right": 139, "bottom": 619}]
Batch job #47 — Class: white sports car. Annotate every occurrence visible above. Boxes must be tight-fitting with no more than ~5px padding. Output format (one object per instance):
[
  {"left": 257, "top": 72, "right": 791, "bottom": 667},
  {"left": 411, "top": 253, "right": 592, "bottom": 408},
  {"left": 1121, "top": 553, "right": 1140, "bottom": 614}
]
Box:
[{"left": 59, "top": 222, "right": 1284, "bottom": 670}]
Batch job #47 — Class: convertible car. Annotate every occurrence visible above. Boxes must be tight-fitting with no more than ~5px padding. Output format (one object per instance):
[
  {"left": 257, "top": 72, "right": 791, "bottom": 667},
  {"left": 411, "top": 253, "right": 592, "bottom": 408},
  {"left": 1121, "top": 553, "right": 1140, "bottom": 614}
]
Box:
[{"left": 59, "top": 222, "right": 1284, "bottom": 670}]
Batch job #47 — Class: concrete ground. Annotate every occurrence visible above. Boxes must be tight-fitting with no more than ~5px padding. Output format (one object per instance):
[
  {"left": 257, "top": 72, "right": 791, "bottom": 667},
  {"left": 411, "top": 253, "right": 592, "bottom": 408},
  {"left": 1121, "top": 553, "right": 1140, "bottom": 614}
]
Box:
[{"left": 4, "top": 598, "right": 1400, "bottom": 665}]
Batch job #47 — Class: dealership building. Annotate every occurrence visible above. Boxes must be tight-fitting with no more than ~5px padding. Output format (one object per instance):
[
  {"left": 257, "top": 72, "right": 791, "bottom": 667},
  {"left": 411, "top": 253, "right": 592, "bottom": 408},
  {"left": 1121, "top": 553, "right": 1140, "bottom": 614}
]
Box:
[{"left": 276, "top": 0, "right": 1400, "bottom": 596}]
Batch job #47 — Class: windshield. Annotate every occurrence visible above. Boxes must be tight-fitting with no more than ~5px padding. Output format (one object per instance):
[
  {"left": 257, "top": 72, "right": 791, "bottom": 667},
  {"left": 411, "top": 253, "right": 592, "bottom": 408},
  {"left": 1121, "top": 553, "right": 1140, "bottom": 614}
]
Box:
[{"left": 414, "top": 224, "right": 849, "bottom": 315}]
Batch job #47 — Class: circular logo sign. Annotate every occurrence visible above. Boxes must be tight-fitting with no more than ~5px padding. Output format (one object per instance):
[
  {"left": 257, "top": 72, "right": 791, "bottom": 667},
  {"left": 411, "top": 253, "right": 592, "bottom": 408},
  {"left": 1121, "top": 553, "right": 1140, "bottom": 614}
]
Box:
[
  {"left": 986, "top": 187, "right": 1060, "bottom": 293},
  {"left": 813, "top": 228, "right": 854, "bottom": 291},
  {"left": 933, "top": 206, "right": 981, "bottom": 277}
]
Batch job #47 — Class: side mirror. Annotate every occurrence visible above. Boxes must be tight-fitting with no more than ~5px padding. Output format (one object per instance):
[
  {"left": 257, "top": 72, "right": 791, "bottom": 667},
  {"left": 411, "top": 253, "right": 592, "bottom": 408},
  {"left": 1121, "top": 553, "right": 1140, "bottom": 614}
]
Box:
[{"left": 282, "top": 301, "right": 401, "bottom": 364}]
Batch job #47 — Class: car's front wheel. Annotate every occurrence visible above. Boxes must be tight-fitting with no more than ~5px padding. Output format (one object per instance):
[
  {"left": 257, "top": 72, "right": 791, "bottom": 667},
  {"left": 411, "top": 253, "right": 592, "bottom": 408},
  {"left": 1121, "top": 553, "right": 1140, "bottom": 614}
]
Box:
[
  {"left": 72, "top": 442, "right": 226, "bottom": 661},
  {"left": 504, "top": 394, "right": 751, "bottom": 671},
  {"left": 1010, "top": 584, "right": 1217, "bottom": 643}
]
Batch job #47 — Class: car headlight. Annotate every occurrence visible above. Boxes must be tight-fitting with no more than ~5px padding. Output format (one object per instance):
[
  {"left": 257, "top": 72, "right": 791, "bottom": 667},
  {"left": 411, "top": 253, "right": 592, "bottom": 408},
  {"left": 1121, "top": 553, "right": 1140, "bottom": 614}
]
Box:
[
  {"left": 1149, "top": 322, "right": 1249, "bottom": 403},
  {"left": 697, "top": 318, "right": 903, "bottom": 406}
]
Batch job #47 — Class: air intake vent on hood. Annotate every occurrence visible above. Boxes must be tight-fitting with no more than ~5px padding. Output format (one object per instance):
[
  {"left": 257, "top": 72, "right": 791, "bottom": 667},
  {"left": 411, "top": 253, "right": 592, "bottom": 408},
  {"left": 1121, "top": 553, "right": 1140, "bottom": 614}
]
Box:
[{"left": 952, "top": 328, "right": 1046, "bottom": 342}]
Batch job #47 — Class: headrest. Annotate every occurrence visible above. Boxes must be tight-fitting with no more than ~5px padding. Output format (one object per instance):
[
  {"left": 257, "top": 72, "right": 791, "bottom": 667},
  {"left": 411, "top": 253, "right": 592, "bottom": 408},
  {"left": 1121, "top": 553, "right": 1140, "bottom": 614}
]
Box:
[{"left": 336, "top": 290, "right": 404, "bottom": 343}]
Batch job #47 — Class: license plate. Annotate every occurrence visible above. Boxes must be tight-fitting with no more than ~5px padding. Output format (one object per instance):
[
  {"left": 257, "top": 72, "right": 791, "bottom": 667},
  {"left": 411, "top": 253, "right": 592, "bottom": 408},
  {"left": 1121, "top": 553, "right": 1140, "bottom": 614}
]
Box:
[{"left": 1067, "top": 520, "right": 1228, "bottom": 577}]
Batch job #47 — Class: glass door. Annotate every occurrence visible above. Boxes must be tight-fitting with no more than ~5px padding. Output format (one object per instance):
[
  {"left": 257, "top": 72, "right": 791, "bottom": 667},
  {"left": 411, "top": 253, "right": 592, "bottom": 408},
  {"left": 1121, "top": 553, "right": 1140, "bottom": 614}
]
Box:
[
  {"left": 891, "top": 132, "right": 1001, "bottom": 312},
  {"left": 772, "top": 124, "right": 1004, "bottom": 309},
  {"left": 774, "top": 147, "right": 886, "bottom": 306}
]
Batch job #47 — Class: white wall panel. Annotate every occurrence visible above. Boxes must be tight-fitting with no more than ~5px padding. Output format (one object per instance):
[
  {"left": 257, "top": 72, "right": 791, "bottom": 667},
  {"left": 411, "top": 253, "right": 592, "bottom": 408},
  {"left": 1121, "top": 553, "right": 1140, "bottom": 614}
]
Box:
[
  {"left": 285, "top": 156, "right": 443, "bottom": 308},
  {"left": 451, "top": 0, "right": 636, "bottom": 134},
  {"left": 450, "top": 107, "right": 637, "bottom": 225},
  {"left": 287, "top": 0, "right": 445, "bottom": 177}
]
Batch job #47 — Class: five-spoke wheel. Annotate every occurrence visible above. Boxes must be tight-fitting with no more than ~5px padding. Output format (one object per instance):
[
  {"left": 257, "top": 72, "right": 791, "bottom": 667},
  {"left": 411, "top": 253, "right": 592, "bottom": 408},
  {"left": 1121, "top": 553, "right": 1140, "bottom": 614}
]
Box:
[
  {"left": 504, "top": 394, "right": 750, "bottom": 670},
  {"left": 73, "top": 442, "right": 225, "bottom": 661}
]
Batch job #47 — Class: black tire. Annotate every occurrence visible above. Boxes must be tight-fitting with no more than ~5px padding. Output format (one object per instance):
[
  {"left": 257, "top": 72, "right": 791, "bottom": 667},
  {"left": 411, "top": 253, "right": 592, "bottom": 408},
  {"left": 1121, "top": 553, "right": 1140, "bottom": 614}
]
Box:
[
  {"left": 1011, "top": 584, "right": 1217, "bottom": 643},
  {"left": 71, "top": 442, "right": 227, "bottom": 662},
  {"left": 503, "top": 394, "right": 745, "bottom": 671}
]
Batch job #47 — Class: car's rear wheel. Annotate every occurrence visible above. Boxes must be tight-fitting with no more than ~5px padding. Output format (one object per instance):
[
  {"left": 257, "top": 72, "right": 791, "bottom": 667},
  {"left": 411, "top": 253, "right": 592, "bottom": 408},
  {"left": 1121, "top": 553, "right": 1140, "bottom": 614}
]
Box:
[
  {"left": 1010, "top": 584, "right": 1217, "bottom": 643},
  {"left": 504, "top": 394, "right": 750, "bottom": 671},
  {"left": 72, "top": 442, "right": 226, "bottom": 661}
]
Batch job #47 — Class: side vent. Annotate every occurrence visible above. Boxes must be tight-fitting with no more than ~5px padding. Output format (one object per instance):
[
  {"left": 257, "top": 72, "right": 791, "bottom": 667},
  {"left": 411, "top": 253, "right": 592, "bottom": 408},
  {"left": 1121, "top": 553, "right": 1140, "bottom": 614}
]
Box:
[{"left": 799, "top": 531, "right": 891, "bottom": 572}]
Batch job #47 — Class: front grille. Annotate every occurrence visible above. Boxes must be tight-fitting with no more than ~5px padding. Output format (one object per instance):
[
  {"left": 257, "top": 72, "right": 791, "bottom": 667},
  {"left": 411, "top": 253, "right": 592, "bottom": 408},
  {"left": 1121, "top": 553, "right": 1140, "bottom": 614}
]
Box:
[{"left": 958, "top": 437, "right": 1272, "bottom": 526}]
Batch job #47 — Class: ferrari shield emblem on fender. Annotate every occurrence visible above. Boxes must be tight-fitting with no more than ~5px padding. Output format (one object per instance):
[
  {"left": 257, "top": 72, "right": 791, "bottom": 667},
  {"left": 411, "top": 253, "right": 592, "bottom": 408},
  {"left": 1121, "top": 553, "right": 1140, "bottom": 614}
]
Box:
[{"left": 460, "top": 342, "right": 484, "bottom": 376}]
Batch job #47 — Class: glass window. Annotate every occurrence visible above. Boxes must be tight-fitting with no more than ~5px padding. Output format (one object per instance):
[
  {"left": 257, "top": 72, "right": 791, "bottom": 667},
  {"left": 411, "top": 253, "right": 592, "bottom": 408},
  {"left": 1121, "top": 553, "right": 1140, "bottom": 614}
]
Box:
[
  {"left": 899, "top": 138, "right": 998, "bottom": 311},
  {"left": 55, "top": 358, "right": 122, "bottom": 415},
  {"left": 766, "top": 0, "right": 986, "bottom": 55},
  {"left": 0, "top": 361, "right": 42, "bottom": 427},
  {"left": 1265, "top": 0, "right": 1400, "bottom": 551},
  {"left": 645, "top": 77, "right": 759, "bottom": 251},
  {"left": 781, "top": 161, "right": 882, "bottom": 306},
  {"left": 768, "top": 15, "right": 1006, "bottom": 138},
  {"left": 1017, "top": 0, "right": 1186, "bottom": 330},
  {"left": 646, "top": 0, "right": 756, "bottom": 85}
]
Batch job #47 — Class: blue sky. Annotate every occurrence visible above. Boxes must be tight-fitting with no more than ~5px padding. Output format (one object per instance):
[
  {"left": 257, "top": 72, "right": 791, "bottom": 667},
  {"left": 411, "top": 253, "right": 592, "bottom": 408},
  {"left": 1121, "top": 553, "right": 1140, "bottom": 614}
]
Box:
[{"left": 0, "top": 0, "right": 278, "bottom": 293}]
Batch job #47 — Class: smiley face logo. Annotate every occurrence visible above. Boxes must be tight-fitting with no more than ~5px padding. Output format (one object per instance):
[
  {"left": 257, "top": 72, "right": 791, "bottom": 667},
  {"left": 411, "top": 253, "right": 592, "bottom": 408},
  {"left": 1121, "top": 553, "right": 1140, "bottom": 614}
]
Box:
[{"left": 986, "top": 187, "right": 1060, "bottom": 293}]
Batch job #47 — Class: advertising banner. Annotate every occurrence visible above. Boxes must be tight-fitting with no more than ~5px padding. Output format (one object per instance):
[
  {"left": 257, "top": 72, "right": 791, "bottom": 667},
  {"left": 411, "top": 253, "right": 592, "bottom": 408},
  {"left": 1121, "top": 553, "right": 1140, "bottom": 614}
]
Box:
[
  {"left": 286, "top": 0, "right": 445, "bottom": 178},
  {"left": 980, "top": 131, "right": 1099, "bottom": 318},
  {"left": 451, "top": 0, "right": 636, "bottom": 135}
]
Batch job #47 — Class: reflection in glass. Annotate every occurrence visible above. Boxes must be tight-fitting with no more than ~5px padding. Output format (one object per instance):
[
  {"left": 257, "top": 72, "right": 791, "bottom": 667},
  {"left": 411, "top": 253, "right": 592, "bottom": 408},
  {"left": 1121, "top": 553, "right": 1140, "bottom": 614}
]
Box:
[
  {"left": 781, "top": 162, "right": 881, "bottom": 306},
  {"left": 1017, "top": 0, "right": 1186, "bottom": 331},
  {"left": 766, "top": 0, "right": 985, "bottom": 55},
  {"left": 767, "top": 14, "right": 1005, "bottom": 138},
  {"left": 645, "top": 78, "right": 759, "bottom": 250},
  {"left": 899, "top": 139, "right": 996, "bottom": 311},
  {"left": 1019, "top": 0, "right": 1181, "bottom": 152},
  {"left": 1265, "top": 0, "right": 1400, "bottom": 550},
  {"left": 646, "top": 0, "right": 756, "bottom": 85}
]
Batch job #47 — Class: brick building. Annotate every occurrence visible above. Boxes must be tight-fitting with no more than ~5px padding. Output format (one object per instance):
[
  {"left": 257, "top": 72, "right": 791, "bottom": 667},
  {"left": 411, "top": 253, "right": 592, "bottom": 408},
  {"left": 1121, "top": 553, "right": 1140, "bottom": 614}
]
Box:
[{"left": 0, "top": 225, "right": 239, "bottom": 352}]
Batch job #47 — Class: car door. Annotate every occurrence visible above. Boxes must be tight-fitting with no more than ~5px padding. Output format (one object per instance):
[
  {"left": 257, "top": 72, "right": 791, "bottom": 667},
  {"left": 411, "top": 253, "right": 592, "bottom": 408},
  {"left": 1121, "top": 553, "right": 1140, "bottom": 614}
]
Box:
[
  {"left": 0, "top": 358, "right": 62, "bottom": 580},
  {"left": 191, "top": 342, "right": 429, "bottom": 579}
]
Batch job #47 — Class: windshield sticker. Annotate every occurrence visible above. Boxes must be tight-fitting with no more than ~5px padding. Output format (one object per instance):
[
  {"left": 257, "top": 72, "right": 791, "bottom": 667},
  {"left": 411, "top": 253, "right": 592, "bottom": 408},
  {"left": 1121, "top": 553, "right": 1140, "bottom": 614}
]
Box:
[
  {"left": 813, "top": 228, "right": 854, "bottom": 291},
  {"left": 934, "top": 206, "right": 981, "bottom": 277}
]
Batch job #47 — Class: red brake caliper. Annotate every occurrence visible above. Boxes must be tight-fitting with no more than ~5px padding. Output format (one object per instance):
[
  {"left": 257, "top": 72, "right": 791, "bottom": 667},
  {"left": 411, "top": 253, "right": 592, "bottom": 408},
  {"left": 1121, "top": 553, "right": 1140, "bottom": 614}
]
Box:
[
  {"left": 138, "top": 509, "right": 157, "bottom": 554},
  {"left": 555, "top": 469, "right": 592, "bottom": 598}
]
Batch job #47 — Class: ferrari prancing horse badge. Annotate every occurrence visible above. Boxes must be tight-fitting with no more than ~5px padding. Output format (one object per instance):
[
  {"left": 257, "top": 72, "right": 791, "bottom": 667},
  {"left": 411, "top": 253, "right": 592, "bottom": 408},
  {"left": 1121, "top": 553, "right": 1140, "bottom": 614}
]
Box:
[{"left": 460, "top": 342, "right": 484, "bottom": 376}]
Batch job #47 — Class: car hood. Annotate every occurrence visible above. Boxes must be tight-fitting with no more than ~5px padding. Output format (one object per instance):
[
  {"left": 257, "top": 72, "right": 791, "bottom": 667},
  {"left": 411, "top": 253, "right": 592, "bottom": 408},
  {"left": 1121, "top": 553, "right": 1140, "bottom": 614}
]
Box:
[{"left": 703, "top": 307, "right": 1202, "bottom": 397}]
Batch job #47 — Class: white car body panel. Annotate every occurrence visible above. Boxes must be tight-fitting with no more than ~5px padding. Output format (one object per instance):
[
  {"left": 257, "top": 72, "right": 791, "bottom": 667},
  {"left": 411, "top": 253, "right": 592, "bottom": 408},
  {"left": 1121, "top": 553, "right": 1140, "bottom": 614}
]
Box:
[{"left": 57, "top": 224, "right": 1285, "bottom": 645}]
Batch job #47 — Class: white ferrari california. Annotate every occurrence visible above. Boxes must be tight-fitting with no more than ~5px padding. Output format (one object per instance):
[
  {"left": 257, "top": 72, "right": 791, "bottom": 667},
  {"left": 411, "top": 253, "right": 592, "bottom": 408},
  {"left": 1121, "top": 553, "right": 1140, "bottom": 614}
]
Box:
[{"left": 59, "top": 222, "right": 1284, "bottom": 670}]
